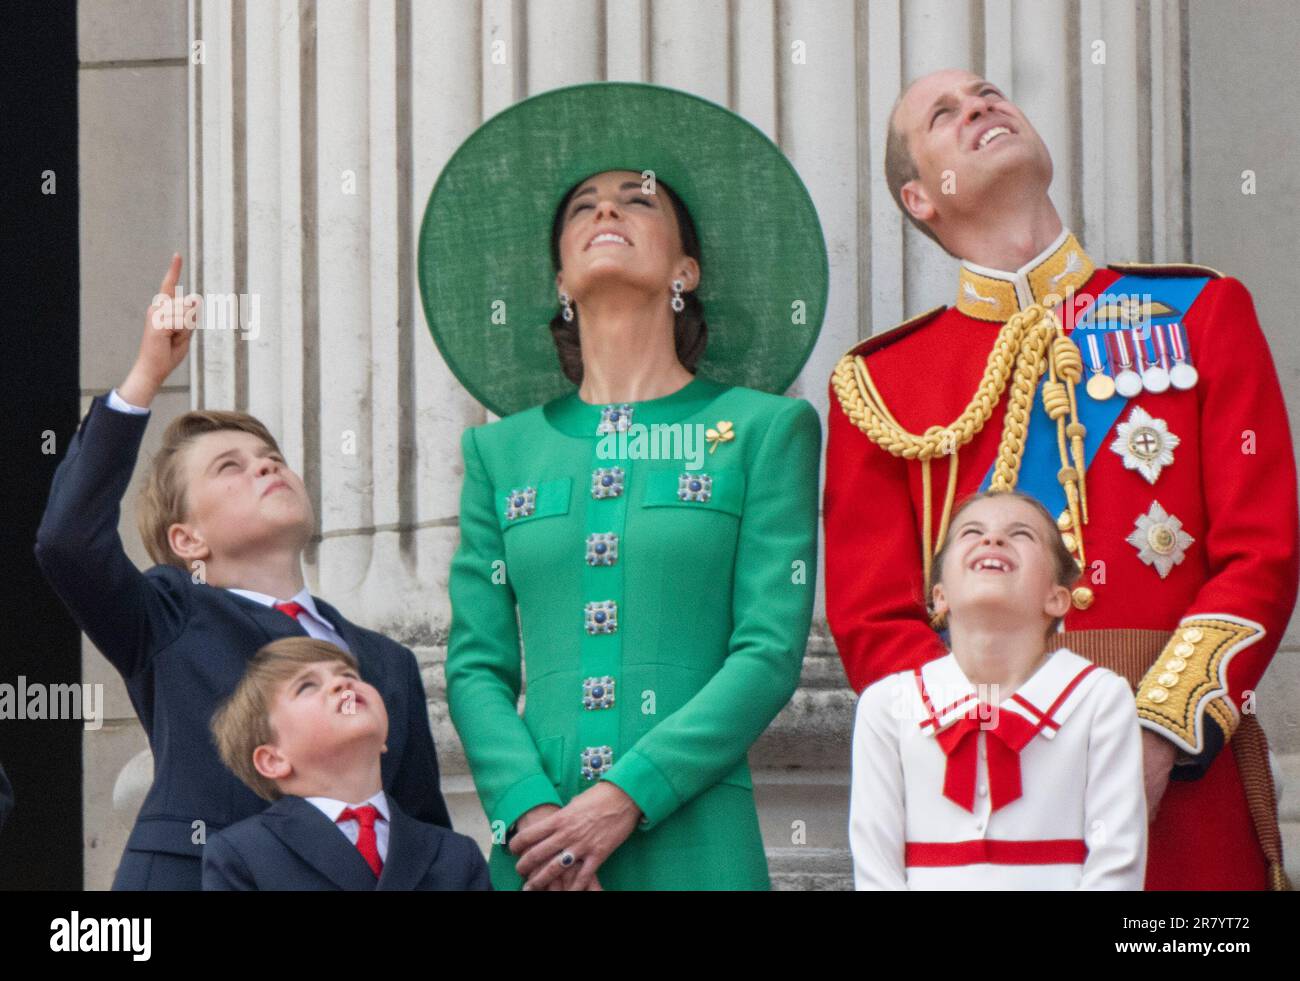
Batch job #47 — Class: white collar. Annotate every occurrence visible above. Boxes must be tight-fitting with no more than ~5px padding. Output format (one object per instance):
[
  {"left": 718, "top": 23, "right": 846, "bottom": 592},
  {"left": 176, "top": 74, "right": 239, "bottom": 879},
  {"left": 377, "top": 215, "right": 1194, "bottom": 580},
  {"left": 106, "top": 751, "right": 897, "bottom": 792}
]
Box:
[
  {"left": 226, "top": 584, "right": 335, "bottom": 631},
  {"left": 914, "top": 648, "right": 1101, "bottom": 741},
  {"left": 304, "top": 789, "right": 389, "bottom": 824}
]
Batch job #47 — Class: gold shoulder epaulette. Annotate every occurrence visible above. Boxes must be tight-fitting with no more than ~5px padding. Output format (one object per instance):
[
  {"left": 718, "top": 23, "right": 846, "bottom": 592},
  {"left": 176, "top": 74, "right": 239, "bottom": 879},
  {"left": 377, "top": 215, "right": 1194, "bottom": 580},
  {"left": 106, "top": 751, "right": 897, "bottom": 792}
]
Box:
[
  {"left": 834, "top": 305, "right": 946, "bottom": 364},
  {"left": 1108, "top": 260, "right": 1224, "bottom": 279}
]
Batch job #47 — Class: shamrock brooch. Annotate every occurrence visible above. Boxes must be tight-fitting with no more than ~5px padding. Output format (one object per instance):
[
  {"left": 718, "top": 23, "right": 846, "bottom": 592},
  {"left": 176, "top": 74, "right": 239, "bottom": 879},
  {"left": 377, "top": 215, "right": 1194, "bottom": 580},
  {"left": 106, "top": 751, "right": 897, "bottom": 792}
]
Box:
[{"left": 706, "top": 420, "right": 734, "bottom": 454}]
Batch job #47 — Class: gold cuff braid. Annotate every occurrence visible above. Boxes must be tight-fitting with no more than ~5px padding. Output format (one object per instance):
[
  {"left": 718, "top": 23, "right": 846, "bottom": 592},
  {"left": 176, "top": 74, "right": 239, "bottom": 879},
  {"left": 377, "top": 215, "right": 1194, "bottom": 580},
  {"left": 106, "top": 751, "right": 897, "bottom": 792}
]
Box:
[
  {"left": 1135, "top": 617, "right": 1263, "bottom": 754},
  {"left": 1053, "top": 627, "right": 1290, "bottom": 890}
]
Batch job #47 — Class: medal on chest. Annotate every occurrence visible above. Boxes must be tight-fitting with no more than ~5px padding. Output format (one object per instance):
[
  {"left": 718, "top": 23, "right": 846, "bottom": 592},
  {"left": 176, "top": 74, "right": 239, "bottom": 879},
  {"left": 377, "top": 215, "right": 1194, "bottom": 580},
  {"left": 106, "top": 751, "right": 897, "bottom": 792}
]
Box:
[
  {"left": 1083, "top": 333, "right": 1115, "bottom": 401},
  {"left": 1111, "top": 331, "right": 1144, "bottom": 398},
  {"left": 1110, "top": 405, "right": 1180, "bottom": 484},
  {"left": 1167, "top": 321, "right": 1199, "bottom": 390}
]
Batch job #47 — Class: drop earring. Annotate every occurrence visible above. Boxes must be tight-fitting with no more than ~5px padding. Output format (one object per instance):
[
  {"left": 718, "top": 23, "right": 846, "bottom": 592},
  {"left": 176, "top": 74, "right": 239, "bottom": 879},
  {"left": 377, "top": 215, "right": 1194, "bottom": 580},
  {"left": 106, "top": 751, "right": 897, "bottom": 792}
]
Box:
[
  {"left": 559, "top": 290, "right": 574, "bottom": 322},
  {"left": 670, "top": 279, "right": 685, "bottom": 313}
]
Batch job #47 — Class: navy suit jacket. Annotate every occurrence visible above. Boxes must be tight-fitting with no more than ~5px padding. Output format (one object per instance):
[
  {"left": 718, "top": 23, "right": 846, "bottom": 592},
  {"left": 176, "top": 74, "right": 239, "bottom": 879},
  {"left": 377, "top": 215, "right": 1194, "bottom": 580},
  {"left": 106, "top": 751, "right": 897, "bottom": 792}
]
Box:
[
  {"left": 202, "top": 794, "right": 490, "bottom": 891},
  {"left": 34, "top": 396, "right": 451, "bottom": 890}
]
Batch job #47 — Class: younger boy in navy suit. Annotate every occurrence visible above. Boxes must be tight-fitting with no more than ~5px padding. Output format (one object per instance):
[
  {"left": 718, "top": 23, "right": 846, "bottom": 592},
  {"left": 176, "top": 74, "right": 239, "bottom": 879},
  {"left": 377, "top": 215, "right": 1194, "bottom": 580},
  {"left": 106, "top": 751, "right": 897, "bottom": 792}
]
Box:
[
  {"left": 203, "top": 637, "right": 488, "bottom": 890},
  {"left": 35, "top": 254, "right": 450, "bottom": 889}
]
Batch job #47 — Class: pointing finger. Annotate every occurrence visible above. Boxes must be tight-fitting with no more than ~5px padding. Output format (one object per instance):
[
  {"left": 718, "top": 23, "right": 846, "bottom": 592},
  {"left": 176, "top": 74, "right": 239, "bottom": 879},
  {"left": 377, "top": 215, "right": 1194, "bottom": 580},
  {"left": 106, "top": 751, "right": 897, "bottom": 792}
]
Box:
[{"left": 158, "top": 252, "right": 182, "bottom": 297}]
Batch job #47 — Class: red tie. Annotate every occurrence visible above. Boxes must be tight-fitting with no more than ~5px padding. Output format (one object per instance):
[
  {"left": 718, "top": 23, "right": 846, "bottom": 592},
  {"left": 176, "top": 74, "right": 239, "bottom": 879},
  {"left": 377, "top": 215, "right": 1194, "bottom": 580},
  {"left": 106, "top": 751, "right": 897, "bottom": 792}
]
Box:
[
  {"left": 273, "top": 600, "right": 306, "bottom": 623},
  {"left": 935, "top": 706, "right": 1039, "bottom": 813},
  {"left": 337, "top": 804, "right": 383, "bottom": 877}
]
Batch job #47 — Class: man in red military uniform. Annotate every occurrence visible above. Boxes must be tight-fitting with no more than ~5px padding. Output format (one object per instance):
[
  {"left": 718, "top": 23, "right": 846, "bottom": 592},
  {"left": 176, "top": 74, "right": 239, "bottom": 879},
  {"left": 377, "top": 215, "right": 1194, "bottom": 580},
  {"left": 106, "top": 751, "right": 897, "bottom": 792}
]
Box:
[{"left": 826, "top": 68, "right": 1298, "bottom": 889}]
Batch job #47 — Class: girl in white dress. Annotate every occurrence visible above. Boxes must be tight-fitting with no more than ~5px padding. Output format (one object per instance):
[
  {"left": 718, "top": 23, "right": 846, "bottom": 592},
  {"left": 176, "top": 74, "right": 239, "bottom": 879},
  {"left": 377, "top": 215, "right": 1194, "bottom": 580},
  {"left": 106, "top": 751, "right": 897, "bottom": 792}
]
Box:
[{"left": 849, "top": 490, "right": 1147, "bottom": 890}]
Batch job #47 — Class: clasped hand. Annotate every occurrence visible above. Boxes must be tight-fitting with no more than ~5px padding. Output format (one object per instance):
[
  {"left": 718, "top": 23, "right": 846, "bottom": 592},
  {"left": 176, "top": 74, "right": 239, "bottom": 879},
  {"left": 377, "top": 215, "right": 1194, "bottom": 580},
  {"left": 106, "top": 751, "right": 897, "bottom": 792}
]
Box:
[{"left": 509, "top": 781, "right": 642, "bottom": 891}]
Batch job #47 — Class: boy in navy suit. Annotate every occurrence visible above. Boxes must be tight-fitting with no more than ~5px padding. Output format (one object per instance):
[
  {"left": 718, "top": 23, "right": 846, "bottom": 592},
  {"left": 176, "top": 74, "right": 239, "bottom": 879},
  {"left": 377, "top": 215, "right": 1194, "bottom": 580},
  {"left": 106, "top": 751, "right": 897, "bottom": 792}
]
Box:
[
  {"left": 203, "top": 638, "right": 488, "bottom": 890},
  {"left": 35, "top": 254, "right": 450, "bottom": 889}
]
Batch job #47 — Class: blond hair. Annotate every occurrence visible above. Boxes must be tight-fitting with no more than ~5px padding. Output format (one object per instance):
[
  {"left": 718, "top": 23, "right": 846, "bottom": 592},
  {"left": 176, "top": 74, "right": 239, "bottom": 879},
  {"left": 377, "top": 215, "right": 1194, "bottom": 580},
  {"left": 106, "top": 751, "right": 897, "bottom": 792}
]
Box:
[
  {"left": 210, "top": 637, "right": 359, "bottom": 801},
  {"left": 136, "top": 409, "right": 283, "bottom": 570},
  {"left": 927, "top": 489, "right": 1078, "bottom": 638}
]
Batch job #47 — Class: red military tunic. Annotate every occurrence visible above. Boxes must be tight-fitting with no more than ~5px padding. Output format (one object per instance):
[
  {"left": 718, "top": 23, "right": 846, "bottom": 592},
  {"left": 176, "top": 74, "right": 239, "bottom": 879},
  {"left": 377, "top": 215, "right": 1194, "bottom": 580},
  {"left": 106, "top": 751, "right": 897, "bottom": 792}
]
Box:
[{"left": 825, "top": 230, "right": 1298, "bottom": 890}]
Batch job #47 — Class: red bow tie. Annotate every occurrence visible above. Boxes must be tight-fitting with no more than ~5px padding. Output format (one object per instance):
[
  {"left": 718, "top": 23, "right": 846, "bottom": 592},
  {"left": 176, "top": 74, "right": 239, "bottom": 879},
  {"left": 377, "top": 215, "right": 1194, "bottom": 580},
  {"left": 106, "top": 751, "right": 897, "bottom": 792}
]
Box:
[{"left": 935, "top": 705, "right": 1039, "bottom": 813}]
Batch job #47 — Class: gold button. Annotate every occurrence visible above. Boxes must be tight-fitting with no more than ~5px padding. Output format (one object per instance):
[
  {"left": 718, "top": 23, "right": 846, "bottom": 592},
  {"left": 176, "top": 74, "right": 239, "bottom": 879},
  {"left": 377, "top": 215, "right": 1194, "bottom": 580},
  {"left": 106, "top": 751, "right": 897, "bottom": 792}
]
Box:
[
  {"left": 1146, "top": 688, "right": 1169, "bottom": 704},
  {"left": 1174, "top": 641, "right": 1195, "bottom": 657},
  {"left": 1071, "top": 586, "right": 1094, "bottom": 610},
  {"left": 1061, "top": 532, "right": 1077, "bottom": 552},
  {"left": 1157, "top": 672, "right": 1180, "bottom": 688},
  {"left": 1182, "top": 627, "right": 1204, "bottom": 643},
  {"left": 1165, "top": 657, "right": 1186, "bottom": 673},
  {"left": 1057, "top": 511, "right": 1073, "bottom": 532}
]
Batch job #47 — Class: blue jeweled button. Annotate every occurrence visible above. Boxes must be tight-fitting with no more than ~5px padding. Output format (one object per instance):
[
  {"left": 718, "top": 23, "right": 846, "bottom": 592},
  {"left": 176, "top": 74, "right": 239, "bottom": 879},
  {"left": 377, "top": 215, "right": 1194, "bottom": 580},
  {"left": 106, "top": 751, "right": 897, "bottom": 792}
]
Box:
[
  {"left": 585, "top": 532, "right": 619, "bottom": 566},
  {"left": 597, "top": 404, "right": 634, "bottom": 435},
  {"left": 677, "top": 472, "right": 713, "bottom": 503},
  {"left": 504, "top": 486, "right": 537, "bottom": 520},
  {"left": 581, "top": 745, "right": 614, "bottom": 780},
  {"left": 591, "top": 467, "right": 625, "bottom": 499},
  {"left": 584, "top": 600, "right": 618, "bottom": 635},
  {"left": 582, "top": 675, "right": 616, "bottom": 710}
]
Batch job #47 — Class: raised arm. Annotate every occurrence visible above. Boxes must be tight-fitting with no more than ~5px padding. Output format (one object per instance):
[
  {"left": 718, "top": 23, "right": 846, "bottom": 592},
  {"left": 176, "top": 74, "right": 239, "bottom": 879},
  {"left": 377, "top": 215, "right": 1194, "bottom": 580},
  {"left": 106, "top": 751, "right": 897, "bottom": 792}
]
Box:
[{"left": 33, "top": 254, "right": 198, "bottom": 679}]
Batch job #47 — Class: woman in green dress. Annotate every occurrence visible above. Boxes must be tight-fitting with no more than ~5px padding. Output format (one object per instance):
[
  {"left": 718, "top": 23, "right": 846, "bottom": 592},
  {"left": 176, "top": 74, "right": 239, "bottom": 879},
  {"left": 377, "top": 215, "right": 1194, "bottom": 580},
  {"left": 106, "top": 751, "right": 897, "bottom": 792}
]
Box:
[{"left": 419, "top": 83, "right": 829, "bottom": 890}]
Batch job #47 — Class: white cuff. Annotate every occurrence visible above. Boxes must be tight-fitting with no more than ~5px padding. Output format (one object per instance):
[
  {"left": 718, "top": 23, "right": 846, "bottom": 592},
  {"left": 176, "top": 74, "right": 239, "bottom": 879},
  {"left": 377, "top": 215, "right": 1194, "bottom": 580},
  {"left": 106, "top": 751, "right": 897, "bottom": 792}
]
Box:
[{"left": 106, "top": 388, "right": 150, "bottom": 415}]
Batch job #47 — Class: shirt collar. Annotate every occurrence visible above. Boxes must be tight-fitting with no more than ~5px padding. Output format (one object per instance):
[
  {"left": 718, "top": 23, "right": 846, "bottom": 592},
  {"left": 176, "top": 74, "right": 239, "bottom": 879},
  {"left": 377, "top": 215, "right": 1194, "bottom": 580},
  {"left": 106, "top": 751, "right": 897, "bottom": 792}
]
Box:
[
  {"left": 916, "top": 648, "right": 1098, "bottom": 740},
  {"left": 955, "top": 229, "right": 1096, "bottom": 322},
  {"left": 305, "top": 789, "right": 390, "bottom": 824},
  {"left": 226, "top": 584, "right": 336, "bottom": 632}
]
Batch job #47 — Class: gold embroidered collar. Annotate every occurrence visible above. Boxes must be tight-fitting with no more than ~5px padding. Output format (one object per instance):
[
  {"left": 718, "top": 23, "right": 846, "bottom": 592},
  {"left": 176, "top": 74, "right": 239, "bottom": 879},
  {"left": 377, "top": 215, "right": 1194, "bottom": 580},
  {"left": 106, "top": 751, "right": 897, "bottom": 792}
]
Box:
[{"left": 955, "top": 230, "right": 1096, "bottom": 322}]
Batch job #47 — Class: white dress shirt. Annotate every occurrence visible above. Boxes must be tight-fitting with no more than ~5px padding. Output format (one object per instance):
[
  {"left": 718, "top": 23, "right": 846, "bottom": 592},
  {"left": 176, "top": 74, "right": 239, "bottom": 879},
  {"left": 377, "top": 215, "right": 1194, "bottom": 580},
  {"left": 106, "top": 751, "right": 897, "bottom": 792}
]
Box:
[
  {"left": 849, "top": 647, "right": 1147, "bottom": 890},
  {"left": 107, "top": 388, "right": 150, "bottom": 415},
  {"left": 103, "top": 389, "right": 348, "bottom": 651},
  {"left": 306, "top": 789, "right": 390, "bottom": 862},
  {"left": 225, "top": 585, "right": 348, "bottom": 651}
]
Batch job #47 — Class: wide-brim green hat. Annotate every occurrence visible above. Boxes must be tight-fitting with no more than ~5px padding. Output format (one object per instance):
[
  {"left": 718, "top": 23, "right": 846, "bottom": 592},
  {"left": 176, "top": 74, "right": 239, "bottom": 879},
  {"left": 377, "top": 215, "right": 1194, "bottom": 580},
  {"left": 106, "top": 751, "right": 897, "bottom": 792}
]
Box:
[{"left": 417, "top": 81, "right": 828, "bottom": 418}]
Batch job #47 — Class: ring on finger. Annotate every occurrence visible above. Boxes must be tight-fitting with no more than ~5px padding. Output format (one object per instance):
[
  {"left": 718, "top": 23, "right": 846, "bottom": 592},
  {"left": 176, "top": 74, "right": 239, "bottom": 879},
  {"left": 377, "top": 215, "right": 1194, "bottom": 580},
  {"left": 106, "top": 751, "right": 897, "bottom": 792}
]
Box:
[{"left": 558, "top": 850, "right": 576, "bottom": 868}]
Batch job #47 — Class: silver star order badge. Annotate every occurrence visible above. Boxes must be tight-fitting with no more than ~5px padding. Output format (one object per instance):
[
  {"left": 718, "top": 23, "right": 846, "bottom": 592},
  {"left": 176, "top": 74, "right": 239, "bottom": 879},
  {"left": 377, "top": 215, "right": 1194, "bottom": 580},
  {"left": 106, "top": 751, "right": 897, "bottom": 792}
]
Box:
[
  {"left": 1126, "top": 500, "right": 1194, "bottom": 579},
  {"left": 1110, "top": 405, "right": 1179, "bottom": 484}
]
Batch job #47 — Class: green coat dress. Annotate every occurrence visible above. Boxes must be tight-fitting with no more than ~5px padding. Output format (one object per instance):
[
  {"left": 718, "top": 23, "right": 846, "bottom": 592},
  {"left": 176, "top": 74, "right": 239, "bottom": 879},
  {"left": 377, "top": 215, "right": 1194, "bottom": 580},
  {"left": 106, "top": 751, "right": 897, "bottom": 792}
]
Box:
[{"left": 445, "top": 375, "right": 820, "bottom": 889}]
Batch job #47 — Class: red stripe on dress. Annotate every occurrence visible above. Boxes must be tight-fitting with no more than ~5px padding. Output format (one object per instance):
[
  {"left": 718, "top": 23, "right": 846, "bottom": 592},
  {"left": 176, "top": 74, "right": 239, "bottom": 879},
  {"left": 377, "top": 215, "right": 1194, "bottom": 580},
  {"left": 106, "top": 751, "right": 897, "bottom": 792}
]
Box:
[
  {"left": 913, "top": 669, "right": 939, "bottom": 730},
  {"left": 905, "top": 839, "right": 1087, "bottom": 867},
  {"left": 934, "top": 692, "right": 980, "bottom": 718},
  {"left": 913, "top": 669, "right": 980, "bottom": 731},
  {"left": 1010, "top": 662, "right": 1098, "bottom": 735}
]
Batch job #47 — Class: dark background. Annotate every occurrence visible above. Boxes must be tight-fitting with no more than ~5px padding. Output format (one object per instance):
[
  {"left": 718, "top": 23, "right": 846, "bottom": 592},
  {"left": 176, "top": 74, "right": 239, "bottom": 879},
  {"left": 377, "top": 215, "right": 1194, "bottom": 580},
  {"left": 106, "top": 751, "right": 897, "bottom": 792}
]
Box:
[{"left": 0, "top": 0, "right": 83, "bottom": 888}]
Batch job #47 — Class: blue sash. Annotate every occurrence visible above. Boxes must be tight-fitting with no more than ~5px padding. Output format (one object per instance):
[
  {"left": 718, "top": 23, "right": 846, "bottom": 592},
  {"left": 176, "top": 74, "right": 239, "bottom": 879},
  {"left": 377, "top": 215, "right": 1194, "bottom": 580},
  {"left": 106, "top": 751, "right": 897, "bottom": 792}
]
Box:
[{"left": 976, "top": 274, "right": 1210, "bottom": 517}]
